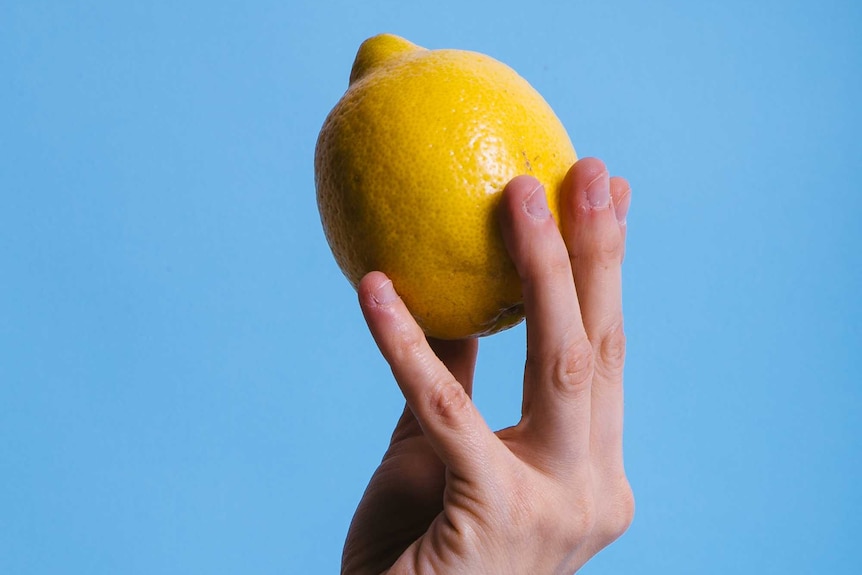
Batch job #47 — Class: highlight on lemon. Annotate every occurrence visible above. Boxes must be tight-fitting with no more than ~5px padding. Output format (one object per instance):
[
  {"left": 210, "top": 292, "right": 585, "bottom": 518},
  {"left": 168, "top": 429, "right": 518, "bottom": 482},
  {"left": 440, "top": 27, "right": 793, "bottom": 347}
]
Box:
[{"left": 315, "top": 34, "right": 576, "bottom": 340}]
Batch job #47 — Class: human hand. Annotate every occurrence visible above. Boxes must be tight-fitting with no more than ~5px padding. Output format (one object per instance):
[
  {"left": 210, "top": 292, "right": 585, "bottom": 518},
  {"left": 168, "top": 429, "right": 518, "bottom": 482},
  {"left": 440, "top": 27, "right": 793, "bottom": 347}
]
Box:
[{"left": 342, "top": 158, "right": 633, "bottom": 574}]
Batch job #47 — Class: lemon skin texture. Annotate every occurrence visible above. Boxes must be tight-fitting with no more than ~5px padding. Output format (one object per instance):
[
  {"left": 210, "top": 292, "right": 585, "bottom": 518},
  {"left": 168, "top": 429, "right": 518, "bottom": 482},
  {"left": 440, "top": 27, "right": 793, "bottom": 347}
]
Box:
[{"left": 315, "top": 34, "right": 576, "bottom": 340}]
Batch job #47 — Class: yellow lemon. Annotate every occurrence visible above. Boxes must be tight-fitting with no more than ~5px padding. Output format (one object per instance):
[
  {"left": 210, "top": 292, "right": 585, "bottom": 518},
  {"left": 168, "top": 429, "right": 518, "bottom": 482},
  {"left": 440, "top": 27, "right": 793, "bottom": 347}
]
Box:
[{"left": 315, "top": 34, "right": 576, "bottom": 339}]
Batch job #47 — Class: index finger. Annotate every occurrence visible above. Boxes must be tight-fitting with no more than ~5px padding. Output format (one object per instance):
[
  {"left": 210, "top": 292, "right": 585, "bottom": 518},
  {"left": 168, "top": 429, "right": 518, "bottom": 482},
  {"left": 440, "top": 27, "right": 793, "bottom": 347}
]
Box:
[{"left": 498, "top": 175, "right": 593, "bottom": 468}]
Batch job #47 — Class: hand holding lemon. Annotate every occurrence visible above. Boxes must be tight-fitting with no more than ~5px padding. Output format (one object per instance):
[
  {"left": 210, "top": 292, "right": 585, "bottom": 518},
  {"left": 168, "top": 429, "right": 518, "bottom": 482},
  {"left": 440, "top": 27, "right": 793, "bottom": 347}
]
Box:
[{"left": 319, "top": 35, "right": 634, "bottom": 574}]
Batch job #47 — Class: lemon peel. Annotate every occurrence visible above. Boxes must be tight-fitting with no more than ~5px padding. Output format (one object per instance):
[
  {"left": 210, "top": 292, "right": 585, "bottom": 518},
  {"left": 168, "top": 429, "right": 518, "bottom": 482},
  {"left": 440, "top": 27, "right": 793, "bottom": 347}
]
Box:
[{"left": 315, "top": 34, "right": 576, "bottom": 339}]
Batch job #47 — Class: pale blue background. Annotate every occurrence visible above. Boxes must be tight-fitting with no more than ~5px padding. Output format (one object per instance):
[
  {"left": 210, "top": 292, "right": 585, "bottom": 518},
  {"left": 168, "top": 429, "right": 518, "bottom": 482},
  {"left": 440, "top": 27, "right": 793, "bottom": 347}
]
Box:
[{"left": 2, "top": 1, "right": 860, "bottom": 573}]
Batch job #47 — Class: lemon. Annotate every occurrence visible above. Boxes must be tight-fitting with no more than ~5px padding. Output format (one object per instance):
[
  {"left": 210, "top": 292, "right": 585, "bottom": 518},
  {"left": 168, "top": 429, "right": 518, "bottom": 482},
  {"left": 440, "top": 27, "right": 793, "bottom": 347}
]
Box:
[{"left": 315, "top": 34, "right": 576, "bottom": 339}]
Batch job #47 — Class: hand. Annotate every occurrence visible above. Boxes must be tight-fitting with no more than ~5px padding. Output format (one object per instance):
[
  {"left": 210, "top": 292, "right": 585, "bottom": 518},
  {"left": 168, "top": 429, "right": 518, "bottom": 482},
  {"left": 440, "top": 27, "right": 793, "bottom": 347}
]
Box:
[{"left": 342, "top": 158, "right": 634, "bottom": 574}]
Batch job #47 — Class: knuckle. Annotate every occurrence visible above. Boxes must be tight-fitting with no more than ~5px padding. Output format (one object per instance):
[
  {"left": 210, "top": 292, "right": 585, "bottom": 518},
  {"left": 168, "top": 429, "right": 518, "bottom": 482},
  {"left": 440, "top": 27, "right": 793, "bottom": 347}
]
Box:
[
  {"left": 553, "top": 337, "right": 595, "bottom": 395},
  {"left": 526, "top": 245, "right": 572, "bottom": 289},
  {"left": 592, "top": 229, "right": 625, "bottom": 264},
  {"left": 546, "top": 247, "right": 574, "bottom": 277},
  {"left": 597, "top": 322, "right": 627, "bottom": 377},
  {"left": 571, "top": 228, "right": 624, "bottom": 267},
  {"left": 427, "top": 378, "right": 471, "bottom": 426},
  {"left": 392, "top": 324, "right": 427, "bottom": 363}
]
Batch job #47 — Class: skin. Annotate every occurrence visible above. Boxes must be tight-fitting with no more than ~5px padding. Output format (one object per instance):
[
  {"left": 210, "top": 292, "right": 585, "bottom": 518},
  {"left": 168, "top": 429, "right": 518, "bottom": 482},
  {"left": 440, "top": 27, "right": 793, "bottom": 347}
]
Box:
[{"left": 342, "top": 157, "right": 634, "bottom": 574}]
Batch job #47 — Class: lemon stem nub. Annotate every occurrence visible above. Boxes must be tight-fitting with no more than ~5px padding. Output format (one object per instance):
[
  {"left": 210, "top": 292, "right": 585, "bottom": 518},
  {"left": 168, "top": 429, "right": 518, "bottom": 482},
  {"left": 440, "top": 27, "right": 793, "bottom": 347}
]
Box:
[{"left": 348, "top": 33, "right": 424, "bottom": 85}]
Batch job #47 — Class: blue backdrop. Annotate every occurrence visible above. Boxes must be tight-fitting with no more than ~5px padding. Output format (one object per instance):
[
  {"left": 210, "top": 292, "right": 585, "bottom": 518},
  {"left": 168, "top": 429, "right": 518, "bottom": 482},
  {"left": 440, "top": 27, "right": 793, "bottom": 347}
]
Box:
[{"left": 2, "top": 1, "right": 860, "bottom": 573}]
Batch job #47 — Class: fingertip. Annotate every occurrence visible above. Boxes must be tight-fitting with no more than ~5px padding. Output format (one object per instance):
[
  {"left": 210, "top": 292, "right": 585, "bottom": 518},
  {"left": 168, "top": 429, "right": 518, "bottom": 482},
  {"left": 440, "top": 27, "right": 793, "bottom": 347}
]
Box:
[
  {"left": 357, "top": 272, "right": 409, "bottom": 347},
  {"left": 498, "top": 174, "right": 561, "bottom": 280},
  {"left": 564, "top": 157, "right": 611, "bottom": 213},
  {"left": 565, "top": 158, "right": 609, "bottom": 192},
  {"left": 500, "top": 174, "right": 545, "bottom": 222},
  {"left": 504, "top": 174, "right": 543, "bottom": 199},
  {"left": 358, "top": 271, "right": 398, "bottom": 308},
  {"left": 610, "top": 177, "right": 631, "bottom": 226},
  {"left": 561, "top": 157, "right": 624, "bottom": 267}
]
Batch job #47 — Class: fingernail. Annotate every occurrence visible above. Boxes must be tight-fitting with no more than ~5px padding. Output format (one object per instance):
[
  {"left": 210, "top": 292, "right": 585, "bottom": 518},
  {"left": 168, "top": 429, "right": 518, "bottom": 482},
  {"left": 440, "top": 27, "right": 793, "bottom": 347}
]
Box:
[
  {"left": 586, "top": 172, "right": 610, "bottom": 209},
  {"left": 523, "top": 183, "right": 550, "bottom": 219},
  {"left": 372, "top": 279, "right": 398, "bottom": 305},
  {"left": 615, "top": 190, "right": 631, "bottom": 225}
]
